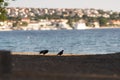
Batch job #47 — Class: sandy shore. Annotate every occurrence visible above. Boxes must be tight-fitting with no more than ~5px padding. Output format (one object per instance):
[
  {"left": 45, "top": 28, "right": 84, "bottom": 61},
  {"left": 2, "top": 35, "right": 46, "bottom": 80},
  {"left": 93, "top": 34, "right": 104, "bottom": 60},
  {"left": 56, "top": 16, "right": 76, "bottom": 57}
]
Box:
[
  {"left": 12, "top": 52, "right": 40, "bottom": 55},
  {"left": 1, "top": 52, "right": 120, "bottom": 80},
  {"left": 11, "top": 52, "right": 93, "bottom": 56}
]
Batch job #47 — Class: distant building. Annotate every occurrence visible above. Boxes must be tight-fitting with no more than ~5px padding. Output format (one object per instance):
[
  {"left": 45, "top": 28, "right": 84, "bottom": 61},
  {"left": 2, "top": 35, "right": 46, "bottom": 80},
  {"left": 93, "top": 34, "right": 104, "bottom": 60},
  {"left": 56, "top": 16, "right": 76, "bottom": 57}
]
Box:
[
  {"left": 73, "top": 22, "right": 87, "bottom": 29},
  {"left": 21, "top": 18, "right": 30, "bottom": 23},
  {"left": 0, "top": 22, "right": 4, "bottom": 26},
  {"left": 93, "top": 22, "right": 100, "bottom": 28},
  {"left": 111, "top": 20, "right": 120, "bottom": 26},
  {"left": 26, "top": 21, "right": 54, "bottom": 30},
  {"left": 27, "top": 22, "right": 40, "bottom": 30},
  {"left": 0, "top": 21, "right": 12, "bottom": 31}
]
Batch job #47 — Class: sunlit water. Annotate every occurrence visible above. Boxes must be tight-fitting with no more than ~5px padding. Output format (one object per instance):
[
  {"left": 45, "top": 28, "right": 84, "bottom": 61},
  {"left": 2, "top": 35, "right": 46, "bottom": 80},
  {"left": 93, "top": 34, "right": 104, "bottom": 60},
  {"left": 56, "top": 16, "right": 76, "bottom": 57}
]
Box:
[{"left": 0, "top": 28, "right": 120, "bottom": 54}]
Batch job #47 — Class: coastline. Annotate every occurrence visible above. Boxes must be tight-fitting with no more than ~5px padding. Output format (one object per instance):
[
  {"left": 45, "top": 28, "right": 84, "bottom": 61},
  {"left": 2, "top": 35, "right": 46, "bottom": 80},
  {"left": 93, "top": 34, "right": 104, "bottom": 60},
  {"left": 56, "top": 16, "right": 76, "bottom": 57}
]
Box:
[{"left": 0, "top": 26, "right": 120, "bottom": 31}]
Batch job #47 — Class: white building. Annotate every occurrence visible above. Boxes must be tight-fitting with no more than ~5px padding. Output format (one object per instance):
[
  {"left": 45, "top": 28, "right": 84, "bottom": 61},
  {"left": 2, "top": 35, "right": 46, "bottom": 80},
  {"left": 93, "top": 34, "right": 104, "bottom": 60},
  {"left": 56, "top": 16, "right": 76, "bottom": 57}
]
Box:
[
  {"left": 26, "top": 21, "right": 54, "bottom": 30},
  {"left": 73, "top": 22, "right": 87, "bottom": 29},
  {"left": 93, "top": 22, "right": 100, "bottom": 28}
]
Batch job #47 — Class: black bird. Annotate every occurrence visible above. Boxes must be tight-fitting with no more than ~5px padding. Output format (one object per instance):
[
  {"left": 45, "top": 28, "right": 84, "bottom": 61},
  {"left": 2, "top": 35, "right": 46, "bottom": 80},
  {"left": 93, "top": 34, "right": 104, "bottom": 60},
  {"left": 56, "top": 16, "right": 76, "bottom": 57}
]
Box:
[
  {"left": 40, "top": 50, "right": 49, "bottom": 55},
  {"left": 57, "top": 50, "right": 64, "bottom": 56}
]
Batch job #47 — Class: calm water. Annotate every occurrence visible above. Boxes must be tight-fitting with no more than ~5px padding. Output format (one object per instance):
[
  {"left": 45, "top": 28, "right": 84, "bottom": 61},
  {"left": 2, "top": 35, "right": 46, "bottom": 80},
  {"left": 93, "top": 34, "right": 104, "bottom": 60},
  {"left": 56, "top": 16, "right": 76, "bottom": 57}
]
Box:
[{"left": 0, "top": 28, "right": 120, "bottom": 54}]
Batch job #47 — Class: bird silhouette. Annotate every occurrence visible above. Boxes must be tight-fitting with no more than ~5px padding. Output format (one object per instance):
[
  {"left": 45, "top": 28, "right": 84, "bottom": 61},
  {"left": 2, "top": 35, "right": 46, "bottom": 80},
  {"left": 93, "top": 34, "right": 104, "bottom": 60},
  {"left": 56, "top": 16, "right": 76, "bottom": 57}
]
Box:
[
  {"left": 57, "top": 50, "right": 64, "bottom": 56},
  {"left": 39, "top": 50, "right": 49, "bottom": 55}
]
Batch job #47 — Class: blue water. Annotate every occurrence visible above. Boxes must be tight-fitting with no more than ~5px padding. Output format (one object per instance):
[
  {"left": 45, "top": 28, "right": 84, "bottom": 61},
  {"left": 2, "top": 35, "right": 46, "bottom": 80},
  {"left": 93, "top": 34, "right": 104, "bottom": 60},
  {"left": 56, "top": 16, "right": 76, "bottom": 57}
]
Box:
[{"left": 0, "top": 28, "right": 120, "bottom": 54}]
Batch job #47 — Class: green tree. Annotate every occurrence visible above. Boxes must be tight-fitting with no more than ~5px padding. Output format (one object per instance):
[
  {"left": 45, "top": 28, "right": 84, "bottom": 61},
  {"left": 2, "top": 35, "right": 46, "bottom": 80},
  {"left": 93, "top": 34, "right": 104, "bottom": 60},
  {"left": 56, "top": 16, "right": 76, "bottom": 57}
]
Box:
[
  {"left": 73, "top": 14, "right": 80, "bottom": 22},
  {"left": 110, "top": 12, "right": 119, "bottom": 20},
  {"left": 67, "top": 17, "right": 74, "bottom": 27},
  {"left": 82, "top": 14, "right": 88, "bottom": 21},
  {"left": 0, "top": 0, "right": 7, "bottom": 21},
  {"left": 20, "top": 21, "right": 28, "bottom": 26},
  {"left": 0, "top": 0, "right": 15, "bottom": 21},
  {"left": 98, "top": 17, "right": 108, "bottom": 26}
]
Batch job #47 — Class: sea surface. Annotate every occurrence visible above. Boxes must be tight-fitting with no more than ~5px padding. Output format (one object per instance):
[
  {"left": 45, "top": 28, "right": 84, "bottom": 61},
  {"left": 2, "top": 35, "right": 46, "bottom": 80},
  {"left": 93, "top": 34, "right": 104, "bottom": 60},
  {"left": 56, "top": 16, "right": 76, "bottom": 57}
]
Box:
[{"left": 0, "top": 28, "right": 120, "bottom": 54}]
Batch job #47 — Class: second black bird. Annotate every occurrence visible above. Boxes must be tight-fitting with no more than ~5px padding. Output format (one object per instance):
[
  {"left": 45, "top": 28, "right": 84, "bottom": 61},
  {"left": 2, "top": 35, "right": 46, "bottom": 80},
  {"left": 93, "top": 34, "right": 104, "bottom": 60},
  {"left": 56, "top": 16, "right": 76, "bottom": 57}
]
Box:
[{"left": 57, "top": 50, "right": 64, "bottom": 56}]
